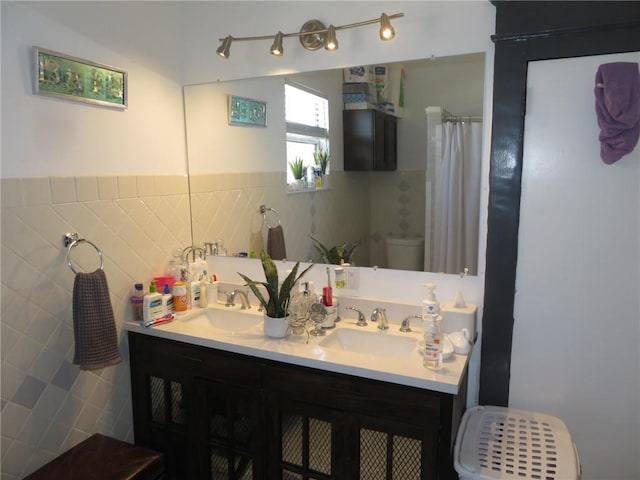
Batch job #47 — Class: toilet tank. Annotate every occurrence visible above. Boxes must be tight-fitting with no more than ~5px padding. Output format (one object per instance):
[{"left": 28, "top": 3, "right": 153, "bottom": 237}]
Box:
[{"left": 385, "top": 235, "right": 424, "bottom": 271}]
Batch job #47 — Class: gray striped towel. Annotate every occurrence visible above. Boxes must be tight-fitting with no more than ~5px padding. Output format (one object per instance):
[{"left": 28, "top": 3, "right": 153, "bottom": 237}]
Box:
[{"left": 72, "top": 269, "right": 122, "bottom": 370}]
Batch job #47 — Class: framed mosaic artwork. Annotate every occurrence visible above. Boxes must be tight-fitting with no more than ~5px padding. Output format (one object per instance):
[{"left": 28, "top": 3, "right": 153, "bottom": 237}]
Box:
[
  {"left": 34, "top": 47, "right": 127, "bottom": 109},
  {"left": 228, "top": 95, "right": 267, "bottom": 127}
]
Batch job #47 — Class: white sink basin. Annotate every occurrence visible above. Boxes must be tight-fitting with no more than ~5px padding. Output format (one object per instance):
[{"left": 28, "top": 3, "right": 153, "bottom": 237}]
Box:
[
  {"left": 319, "top": 328, "right": 417, "bottom": 358},
  {"left": 181, "top": 307, "right": 262, "bottom": 334}
]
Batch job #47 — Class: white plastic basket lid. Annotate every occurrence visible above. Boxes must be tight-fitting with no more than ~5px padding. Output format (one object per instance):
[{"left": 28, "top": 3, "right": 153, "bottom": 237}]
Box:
[{"left": 454, "top": 405, "right": 581, "bottom": 480}]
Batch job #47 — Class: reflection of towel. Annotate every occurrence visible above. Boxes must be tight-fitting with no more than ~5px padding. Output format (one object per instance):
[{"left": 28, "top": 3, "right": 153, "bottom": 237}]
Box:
[
  {"left": 267, "top": 225, "right": 287, "bottom": 260},
  {"left": 595, "top": 62, "right": 640, "bottom": 164},
  {"left": 72, "top": 269, "right": 122, "bottom": 370}
]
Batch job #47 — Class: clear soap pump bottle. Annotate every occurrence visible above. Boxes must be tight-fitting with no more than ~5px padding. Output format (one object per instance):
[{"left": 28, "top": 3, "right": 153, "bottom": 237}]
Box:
[{"left": 423, "top": 313, "right": 443, "bottom": 370}]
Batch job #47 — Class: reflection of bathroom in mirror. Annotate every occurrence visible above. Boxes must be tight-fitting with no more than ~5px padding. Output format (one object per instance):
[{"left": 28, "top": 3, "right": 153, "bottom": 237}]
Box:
[{"left": 184, "top": 52, "right": 484, "bottom": 274}]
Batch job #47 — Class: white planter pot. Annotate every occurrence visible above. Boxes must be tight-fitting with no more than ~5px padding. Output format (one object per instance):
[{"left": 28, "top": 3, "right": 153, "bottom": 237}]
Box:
[{"left": 263, "top": 314, "right": 290, "bottom": 338}]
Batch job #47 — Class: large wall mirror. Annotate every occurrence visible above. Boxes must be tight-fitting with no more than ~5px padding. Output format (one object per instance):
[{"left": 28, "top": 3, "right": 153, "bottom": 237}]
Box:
[{"left": 184, "top": 52, "right": 485, "bottom": 274}]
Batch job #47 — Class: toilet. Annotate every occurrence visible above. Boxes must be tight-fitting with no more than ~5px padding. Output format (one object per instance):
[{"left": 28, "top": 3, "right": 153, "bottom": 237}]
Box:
[{"left": 385, "top": 235, "right": 424, "bottom": 271}]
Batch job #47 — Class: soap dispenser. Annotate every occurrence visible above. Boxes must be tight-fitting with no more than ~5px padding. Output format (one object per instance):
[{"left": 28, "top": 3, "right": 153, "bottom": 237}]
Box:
[
  {"left": 423, "top": 313, "right": 443, "bottom": 370},
  {"left": 422, "top": 283, "right": 440, "bottom": 317}
]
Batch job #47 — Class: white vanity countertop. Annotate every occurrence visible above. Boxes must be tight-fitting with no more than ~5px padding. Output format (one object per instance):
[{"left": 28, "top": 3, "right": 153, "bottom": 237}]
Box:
[{"left": 123, "top": 304, "right": 470, "bottom": 395}]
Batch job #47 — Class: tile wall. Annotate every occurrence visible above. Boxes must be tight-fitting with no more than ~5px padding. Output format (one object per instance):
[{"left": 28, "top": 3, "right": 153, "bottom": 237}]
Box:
[
  {"left": 1, "top": 168, "right": 427, "bottom": 477},
  {"left": 1, "top": 175, "right": 191, "bottom": 479},
  {"left": 190, "top": 170, "right": 372, "bottom": 266}
]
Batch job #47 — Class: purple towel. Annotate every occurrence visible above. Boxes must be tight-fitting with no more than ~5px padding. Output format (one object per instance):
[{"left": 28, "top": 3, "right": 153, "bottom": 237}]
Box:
[
  {"left": 594, "top": 62, "right": 640, "bottom": 164},
  {"left": 267, "top": 225, "right": 287, "bottom": 261},
  {"left": 72, "top": 269, "right": 122, "bottom": 370}
]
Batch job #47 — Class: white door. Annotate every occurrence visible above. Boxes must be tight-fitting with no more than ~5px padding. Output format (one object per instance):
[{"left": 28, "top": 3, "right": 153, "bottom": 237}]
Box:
[{"left": 511, "top": 52, "right": 640, "bottom": 480}]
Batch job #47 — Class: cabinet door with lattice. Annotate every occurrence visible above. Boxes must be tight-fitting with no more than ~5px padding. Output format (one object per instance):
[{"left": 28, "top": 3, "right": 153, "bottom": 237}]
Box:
[
  {"left": 266, "top": 398, "right": 346, "bottom": 480},
  {"left": 352, "top": 415, "right": 438, "bottom": 480},
  {"left": 197, "top": 379, "right": 265, "bottom": 480}
]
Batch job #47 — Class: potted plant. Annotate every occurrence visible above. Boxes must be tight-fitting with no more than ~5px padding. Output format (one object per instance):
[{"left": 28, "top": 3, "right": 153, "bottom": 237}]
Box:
[
  {"left": 313, "top": 146, "right": 329, "bottom": 187},
  {"left": 238, "top": 251, "right": 313, "bottom": 337},
  {"left": 310, "top": 236, "right": 360, "bottom": 265},
  {"left": 288, "top": 157, "right": 305, "bottom": 190}
]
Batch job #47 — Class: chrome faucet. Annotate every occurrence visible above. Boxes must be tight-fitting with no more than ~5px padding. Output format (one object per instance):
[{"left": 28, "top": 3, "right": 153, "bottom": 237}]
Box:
[
  {"left": 222, "top": 289, "right": 251, "bottom": 309},
  {"left": 371, "top": 308, "right": 389, "bottom": 330},
  {"left": 346, "top": 307, "right": 367, "bottom": 327},
  {"left": 400, "top": 314, "right": 422, "bottom": 333}
]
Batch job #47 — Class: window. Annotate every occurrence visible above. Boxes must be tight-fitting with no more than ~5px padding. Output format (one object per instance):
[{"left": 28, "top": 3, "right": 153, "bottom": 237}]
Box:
[{"left": 285, "top": 83, "right": 329, "bottom": 184}]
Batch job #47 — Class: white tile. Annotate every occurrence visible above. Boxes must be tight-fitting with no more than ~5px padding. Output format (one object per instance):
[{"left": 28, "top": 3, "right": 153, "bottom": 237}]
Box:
[
  {"left": 38, "top": 420, "right": 71, "bottom": 453},
  {"left": 74, "top": 177, "right": 98, "bottom": 202},
  {"left": 53, "top": 394, "right": 84, "bottom": 429},
  {"left": 1, "top": 323, "right": 20, "bottom": 361},
  {"left": 29, "top": 347, "right": 64, "bottom": 384},
  {"left": 21, "top": 178, "right": 51, "bottom": 206},
  {"left": 1, "top": 178, "right": 24, "bottom": 207},
  {"left": 97, "top": 176, "right": 118, "bottom": 200},
  {"left": 69, "top": 371, "right": 99, "bottom": 401},
  {"left": 117, "top": 176, "right": 137, "bottom": 198},
  {"left": 136, "top": 175, "right": 155, "bottom": 196},
  {"left": 16, "top": 411, "right": 52, "bottom": 448},
  {"left": 22, "top": 449, "right": 57, "bottom": 478},
  {"left": 4, "top": 333, "right": 41, "bottom": 372},
  {"left": 1, "top": 363, "right": 22, "bottom": 403},
  {"left": 1, "top": 402, "right": 31, "bottom": 439},
  {"left": 50, "top": 177, "right": 76, "bottom": 204},
  {"left": 33, "top": 384, "right": 67, "bottom": 419},
  {"left": 154, "top": 174, "right": 188, "bottom": 195},
  {"left": 73, "top": 403, "right": 100, "bottom": 434},
  {"left": 87, "top": 379, "right": 113, "bottom": 409},
  {"left": 61, "top": 428, "right": 89, "bottom": 453},
  {"left": 2, "top": 439, "right": 32, "bottom": 477}
]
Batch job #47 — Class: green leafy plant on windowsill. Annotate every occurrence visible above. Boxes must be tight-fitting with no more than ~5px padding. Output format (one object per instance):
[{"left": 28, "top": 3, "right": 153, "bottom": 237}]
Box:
[
  {"left": 313, "top": 145, "right": 329, "bottom": 175},
  {"left": 238, "top": 251, "right": 313, "bottom": 318},
  {"left": 310, "top": 235, "right": 360, "bottom": 265},
  {"left": 289, "top": 157, "right": 305, "bottom": 180}
]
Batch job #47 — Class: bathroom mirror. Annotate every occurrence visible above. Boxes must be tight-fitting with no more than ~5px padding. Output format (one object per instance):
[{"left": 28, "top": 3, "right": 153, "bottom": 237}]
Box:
[{"left": 184, "top": 52, "right": 485, "bottom": 274}]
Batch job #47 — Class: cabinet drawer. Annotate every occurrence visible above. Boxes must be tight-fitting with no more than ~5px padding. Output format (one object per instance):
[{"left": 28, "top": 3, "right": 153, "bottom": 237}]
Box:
[{"left": 129, "top": 333, "right": 262, "bottom": 387}]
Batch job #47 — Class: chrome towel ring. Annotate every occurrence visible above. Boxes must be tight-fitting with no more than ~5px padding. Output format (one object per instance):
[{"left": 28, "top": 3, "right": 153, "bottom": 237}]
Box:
[
  {"left": 259, "top": 204, "right": 281, "bottom": 229},
  {"left": 64, "top": 233, "right": 104, "bottom": 274}
]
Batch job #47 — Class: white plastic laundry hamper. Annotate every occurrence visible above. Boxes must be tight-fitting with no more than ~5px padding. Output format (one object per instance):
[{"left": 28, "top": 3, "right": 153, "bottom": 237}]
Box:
[{"left": 454, "top": 405, "right": 581, "bottom": 480}]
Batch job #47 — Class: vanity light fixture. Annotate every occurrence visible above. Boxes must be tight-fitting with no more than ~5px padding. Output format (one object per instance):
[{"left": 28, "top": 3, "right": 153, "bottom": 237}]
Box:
[
  {"left": 217, "top": 12, "right": 403, "bottom": 59},
  {"left": 324, "top": 25, "right": 338, "bottom": 51},
  {"left": 270, "top": 31, "right": 284, "bottom": 56},
  {"left": 379, "top": 13, "right": 395, "bottom": 40},
  {"left": 216, "top": 35, "right": 232, "bottom": 58}
]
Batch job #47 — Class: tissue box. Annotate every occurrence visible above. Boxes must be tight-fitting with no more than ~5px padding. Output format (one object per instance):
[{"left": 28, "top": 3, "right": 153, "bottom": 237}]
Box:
[
  {"left": 343, "top": 65, "right": 375, "bottom": 84},
  {"left": 441, "top": 302, "right": 477, "bottom": 339}
]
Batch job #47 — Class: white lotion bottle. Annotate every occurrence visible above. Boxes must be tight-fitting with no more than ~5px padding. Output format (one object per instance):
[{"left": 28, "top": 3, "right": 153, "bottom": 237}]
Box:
[
  {"left": 161, "top": 283, "right": 174, "bottom": 316},
  {"left": 143, "top": 280, "right": 163, "bottom": 324}
]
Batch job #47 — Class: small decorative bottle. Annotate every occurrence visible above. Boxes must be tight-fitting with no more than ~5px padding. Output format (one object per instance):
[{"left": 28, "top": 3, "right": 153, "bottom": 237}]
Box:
[{"left": 131, "top": 283, "right": 145, "bottom": 321}]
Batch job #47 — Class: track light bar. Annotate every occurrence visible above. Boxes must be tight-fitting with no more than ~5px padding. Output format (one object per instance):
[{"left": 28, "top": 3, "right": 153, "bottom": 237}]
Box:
[{"left": 216, "top": 12, "right": 403, "bottom": 59}]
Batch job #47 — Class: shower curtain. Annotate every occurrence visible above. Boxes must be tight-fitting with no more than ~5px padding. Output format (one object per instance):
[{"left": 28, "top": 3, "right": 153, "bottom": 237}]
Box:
[{"left": 432, "top": 120, "right": 482, "bottom": 274}]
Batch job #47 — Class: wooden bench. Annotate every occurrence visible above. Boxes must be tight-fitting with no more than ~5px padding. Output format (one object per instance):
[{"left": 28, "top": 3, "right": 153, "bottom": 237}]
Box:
[{"left": 24, "top": 433, "right": 164, "bottom": 480}]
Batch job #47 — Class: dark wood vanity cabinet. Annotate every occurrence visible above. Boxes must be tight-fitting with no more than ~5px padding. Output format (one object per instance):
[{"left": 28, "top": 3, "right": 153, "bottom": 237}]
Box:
[
  {"left": 128, "top": 332, "right": 466, "bottom": 480},
  {"left": 343, "top": 109, "right": 397, "bottom": 171}
]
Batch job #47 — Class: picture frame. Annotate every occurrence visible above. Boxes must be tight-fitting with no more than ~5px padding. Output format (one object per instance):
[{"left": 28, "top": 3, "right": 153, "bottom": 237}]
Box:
[
  {"left": 34, "top": 47, "right": 127, "bottom": 109},
  {"left": 228, "top": 95, "right": 267, "bottom": 127}
]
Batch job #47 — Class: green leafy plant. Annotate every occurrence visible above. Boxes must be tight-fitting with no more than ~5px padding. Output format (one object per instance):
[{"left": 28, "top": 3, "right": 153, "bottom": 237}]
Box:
[
  {"left": 238, "top": 251, "right": 313, "bottom": 318},
  {"left": 310, "top": 236, "right": 360, "bottom": 265},
  {"left": 312, "top": 145, "right": 329, "bottom": 175},
  {"left": 289, "top": 157, "right": 305, "bottom": 180}
]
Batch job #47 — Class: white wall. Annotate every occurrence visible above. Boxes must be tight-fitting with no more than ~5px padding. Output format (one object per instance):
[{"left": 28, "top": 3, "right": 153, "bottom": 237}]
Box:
[
  {"left": 1, "top": 2, "right": 187, "bottom": 177},
  {"left": 511, "top": 52, "right": 640, "bottom": 480}
]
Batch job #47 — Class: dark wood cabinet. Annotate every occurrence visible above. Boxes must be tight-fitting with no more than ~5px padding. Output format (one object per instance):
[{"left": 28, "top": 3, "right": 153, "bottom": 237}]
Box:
[
  {"left": 343, "top": 109, "right": 397, "bottom": 171},
  {"left": 128, "top": 332, "right": 465, "bottom": 480}
]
